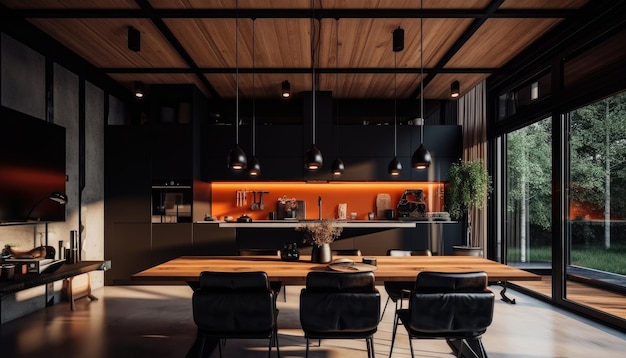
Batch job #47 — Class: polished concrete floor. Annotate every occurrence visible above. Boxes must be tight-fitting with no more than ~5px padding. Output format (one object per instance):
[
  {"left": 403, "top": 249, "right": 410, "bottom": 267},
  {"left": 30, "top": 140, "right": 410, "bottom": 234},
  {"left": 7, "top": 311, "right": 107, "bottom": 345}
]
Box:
[{"left": 1, "top": 284, "right": 625, "bottom": 358}]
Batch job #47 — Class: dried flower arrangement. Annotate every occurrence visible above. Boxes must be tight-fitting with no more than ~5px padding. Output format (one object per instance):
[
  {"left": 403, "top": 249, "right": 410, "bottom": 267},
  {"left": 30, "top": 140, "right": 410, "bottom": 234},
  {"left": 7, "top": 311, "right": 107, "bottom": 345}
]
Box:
[{"left": 296, "top": 220, "right": 343, "bottom": 247}]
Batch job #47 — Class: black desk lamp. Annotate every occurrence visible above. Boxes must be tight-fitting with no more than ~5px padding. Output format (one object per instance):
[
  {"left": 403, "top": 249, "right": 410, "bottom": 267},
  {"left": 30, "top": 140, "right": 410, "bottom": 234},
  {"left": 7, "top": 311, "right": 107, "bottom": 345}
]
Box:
[{"left": 25, "top": 192, "right": 68, "bottom": 221}]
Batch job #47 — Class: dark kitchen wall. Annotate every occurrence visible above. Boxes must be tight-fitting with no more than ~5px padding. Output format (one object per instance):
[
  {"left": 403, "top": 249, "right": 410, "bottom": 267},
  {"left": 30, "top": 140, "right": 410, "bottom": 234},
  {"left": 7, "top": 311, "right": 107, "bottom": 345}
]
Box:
[{"left": 0, "top": 21, "right": 130, "bottom": 322}]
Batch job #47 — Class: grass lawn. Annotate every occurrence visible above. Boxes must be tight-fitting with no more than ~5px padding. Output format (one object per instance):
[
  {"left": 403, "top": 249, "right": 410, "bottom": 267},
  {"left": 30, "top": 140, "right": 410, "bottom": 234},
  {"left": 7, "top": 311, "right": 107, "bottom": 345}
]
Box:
[{"left": 508, "top": 244, "right": 626, "bottom": 275}]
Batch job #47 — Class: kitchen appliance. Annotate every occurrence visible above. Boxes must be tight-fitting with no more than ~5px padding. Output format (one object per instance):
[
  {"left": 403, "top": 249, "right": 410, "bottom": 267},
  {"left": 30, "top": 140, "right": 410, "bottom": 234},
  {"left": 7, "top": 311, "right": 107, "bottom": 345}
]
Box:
[
  {"left": 277, "top": 200, "right": 306, "bottom": 220},
  {"left": 237, "top": 214, "right": 253, "bottom": 223},
  {"left": 151, "top": 180, "right": 192, "bottom": 223}
]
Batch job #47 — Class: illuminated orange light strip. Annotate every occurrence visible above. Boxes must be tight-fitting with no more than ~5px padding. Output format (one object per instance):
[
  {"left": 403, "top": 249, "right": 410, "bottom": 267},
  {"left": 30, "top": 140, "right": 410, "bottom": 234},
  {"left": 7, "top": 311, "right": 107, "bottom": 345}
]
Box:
[{"left": 211, "top": 181, "right": 445, "bottom": 220}]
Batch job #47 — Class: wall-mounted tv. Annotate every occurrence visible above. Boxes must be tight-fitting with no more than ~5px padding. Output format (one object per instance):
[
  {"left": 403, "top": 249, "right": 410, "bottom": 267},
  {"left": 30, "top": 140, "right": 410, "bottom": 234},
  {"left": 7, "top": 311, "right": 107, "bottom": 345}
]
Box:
[{"left": 0, "top": 106, "right": 66, "bottom": 225}]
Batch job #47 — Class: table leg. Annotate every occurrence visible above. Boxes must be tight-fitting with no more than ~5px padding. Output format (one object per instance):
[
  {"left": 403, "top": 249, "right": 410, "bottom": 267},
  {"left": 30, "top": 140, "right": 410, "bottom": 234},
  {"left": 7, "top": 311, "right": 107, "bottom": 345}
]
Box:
[
  {"left": 446, "top": 338, "right": 488, "bottom": 358},
  {"left": 499, "top": 281, "right": 516, "bottom": 304}
]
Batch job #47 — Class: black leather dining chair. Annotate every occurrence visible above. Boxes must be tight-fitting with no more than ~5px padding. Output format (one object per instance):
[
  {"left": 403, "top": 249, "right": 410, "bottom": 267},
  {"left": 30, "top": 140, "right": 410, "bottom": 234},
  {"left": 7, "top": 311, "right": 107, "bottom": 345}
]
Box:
[
  {"left": 300, "top": 271, "right": 380, "bottom": 358},
  {"left": 190, "top": 271, "right": 280, "bottom": 358},
  {"left": 331, "top": 248, "right": 362, "bottom": 256},
  {"left": 380, "top": 248, "right": 432, "bottom": 321},
  {"left": 389, "top": 271, "right": 495, "bottom": 358},
  {"left": 238, "top": 248, "right": 285, "bottom": 301}
]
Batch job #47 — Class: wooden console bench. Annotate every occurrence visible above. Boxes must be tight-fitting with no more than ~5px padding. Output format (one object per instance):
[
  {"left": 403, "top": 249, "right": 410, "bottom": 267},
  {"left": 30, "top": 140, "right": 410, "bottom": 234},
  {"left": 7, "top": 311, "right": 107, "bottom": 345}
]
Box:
[{"left": 0, "top": 260, "right": 109, "bottom": 322}]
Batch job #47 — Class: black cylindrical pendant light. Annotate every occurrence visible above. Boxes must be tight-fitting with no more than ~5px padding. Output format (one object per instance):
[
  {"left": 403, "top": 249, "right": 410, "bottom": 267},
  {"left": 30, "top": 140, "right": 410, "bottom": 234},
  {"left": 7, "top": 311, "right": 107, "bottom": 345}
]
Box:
[
  {"left": 134, "top": 81, "right": 144, "bottom": 98},
  {"left": 411, "top": 142, "right": 432, "bottom": 169},
  {"left": 227, "top": 144, "right": 247, "bottom": 171},
  {"left": 388, "top": 27, "right": 403, "bottom": 176},
  {"left": 248, "top": 18, "right": 261, "bottom": 177},
  {"left": 451, "top": 80, "right": 460, "bottom": 98},
  {"left": 331, "top": 18, "right": 344, "bottom": 176},
  {"left": 411, "top": 0, "right": 432, "bottom": 170},
  {"left": 331, "top": 157, "right": 345, "bottom": 175},
  {"left": 305, "top": 0, "right": 323, "bottom": 171},
  {"left": 227, "top": 0, "right": 247, "bottom": 172},
  {"left": 388, "top": 157, "right": 402, "bottom": 176},
  {"left": 281, "top": 80, "right": 291, "bottom": 98}
]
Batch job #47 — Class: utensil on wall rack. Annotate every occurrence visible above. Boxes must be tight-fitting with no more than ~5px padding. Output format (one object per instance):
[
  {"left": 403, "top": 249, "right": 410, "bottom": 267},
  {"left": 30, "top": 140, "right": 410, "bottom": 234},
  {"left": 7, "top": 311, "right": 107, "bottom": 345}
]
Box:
[
  {"left": 235, "top": 189, "right": 252, "bottom": 207},
  {"left": 250, "top": 191, "right": 269, "bottom": 210}
]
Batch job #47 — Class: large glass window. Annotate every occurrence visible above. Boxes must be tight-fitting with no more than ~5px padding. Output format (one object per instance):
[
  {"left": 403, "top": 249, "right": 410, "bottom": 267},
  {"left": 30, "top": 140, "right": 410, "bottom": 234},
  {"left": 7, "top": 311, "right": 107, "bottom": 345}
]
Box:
[
  {"left": 505, "top": 118, "right": 553, "bottom": 270},
  {"left": 568, "top": 91, "right": 626, "bottom": 283}
]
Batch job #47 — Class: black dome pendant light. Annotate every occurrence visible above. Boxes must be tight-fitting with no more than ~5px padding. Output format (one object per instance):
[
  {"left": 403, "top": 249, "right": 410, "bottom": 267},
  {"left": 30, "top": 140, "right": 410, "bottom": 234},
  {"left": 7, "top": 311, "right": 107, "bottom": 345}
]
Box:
[
  {"left": 411, "top": 0, "right": 432, "bottom": 170},
  {"left": 305, "top": 0, "right": 323, "bottom": 171},
  {"left": 331, "top": 18, "right": 345, "bottom": 176},
  {"left": 247, "top": 18, "right": 261, "bottom": 177},
  {"left": 227, "top": 0, "right": 247, "bottom": 172},
  {"left": 388, "top": 27, "right": 403, "bottom": 176}
]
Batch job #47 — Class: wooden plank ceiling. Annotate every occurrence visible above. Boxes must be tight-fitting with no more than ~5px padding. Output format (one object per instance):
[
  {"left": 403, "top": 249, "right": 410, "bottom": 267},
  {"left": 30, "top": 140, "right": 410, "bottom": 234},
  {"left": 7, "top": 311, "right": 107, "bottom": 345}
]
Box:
[{"left": 1, "top": 0, "right": 589, "bottom": 100}]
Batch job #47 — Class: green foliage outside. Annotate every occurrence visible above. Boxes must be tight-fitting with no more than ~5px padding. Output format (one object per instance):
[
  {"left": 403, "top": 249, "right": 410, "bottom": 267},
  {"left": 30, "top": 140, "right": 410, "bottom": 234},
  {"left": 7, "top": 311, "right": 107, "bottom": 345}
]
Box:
[{"left": 506, "top": 91, "right": 626, "bottom": 277}]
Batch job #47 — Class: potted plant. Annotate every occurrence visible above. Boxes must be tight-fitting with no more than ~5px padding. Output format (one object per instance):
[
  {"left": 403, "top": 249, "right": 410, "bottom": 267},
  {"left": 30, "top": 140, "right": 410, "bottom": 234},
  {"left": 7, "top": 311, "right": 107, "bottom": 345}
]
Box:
[
  {"left": 446, "top": 159, "right": 492, "bottom": 256},
  {"left": 296, "top": 220, "right": 343, "bottom": 263}
]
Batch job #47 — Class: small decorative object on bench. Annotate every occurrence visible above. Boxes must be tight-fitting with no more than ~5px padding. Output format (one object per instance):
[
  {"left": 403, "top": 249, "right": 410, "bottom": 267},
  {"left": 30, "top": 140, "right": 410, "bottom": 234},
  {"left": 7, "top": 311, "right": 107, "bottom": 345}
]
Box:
[
  {"left": 280, "top": 242, "right": 300, "bottom": 262},
  {"left": 297, "top": 220, "right": 343, "bottom": 263}
]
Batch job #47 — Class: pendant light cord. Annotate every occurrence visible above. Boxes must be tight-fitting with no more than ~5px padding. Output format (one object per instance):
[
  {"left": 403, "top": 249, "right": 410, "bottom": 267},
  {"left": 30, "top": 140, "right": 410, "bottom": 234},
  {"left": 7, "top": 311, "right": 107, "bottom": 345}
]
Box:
[
  {"left": 311, "top": 0, "right": 316, "bottom": 146},
  {"left": 420, "top": 0, "right": 424, "bottom": 142},
  {"left": 235, "top": 0, "right": 239, "bottom": 145},
  {"left": 335, "top": 18, "right": 340, "bottom": 156},
  {"left": 252, "top": 17, "right": 256, "bottom": 156},
  {"left": 394, "top": 50, "right": 398, "bottom": 157}
]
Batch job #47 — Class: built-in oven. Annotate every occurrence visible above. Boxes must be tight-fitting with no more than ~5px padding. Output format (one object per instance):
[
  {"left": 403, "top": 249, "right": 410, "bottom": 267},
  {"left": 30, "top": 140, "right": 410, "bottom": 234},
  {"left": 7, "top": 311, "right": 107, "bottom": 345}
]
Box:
[{"left": 151, "top": 180, "right": 192, "bottom": 223}]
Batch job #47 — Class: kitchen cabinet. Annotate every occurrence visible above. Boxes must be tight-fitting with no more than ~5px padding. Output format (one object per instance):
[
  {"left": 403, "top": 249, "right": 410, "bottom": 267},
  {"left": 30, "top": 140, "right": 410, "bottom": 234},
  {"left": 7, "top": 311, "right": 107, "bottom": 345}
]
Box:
[
  {"left": 104, "top": 126, "right": 151, "bottom": 285},
  {"left": 108, "top": 222, "right": 151, "bottom": 285},
  {"left": 105, "top": 84, "right": 207, "bottom": 284},
  {"left": 202, "top": 124, "right": 461, "bottom": 182},
  {"left": 151, "top": 223, "right": 192, "bottom": 266},
  {"left": 193, "top": 223, "right": 237, "bottom": 255},
  {"left": 202, "top": 124, "right": 304, "bottom": 181}
]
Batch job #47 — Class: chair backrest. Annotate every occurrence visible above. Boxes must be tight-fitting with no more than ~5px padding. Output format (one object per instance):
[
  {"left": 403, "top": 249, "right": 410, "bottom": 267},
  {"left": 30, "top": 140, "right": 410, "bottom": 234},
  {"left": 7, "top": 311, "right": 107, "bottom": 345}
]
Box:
[
  {"left": 408, "top": 271, "right": 494, "bottom": 334},
  {"left": 300, "top": 271, "right": 380, "bottom": 334},
  {"left": 387, "top": 248, "right": 432, "bottom": 256},
  {"left": 193, "top": 271, "right": 276, "bottom": 335},
  {"left": 331, "top": 249, "right": 362, "bottom": 256},
  {"left": 238, "top": 248, "right": 280, "bottom": 257}
]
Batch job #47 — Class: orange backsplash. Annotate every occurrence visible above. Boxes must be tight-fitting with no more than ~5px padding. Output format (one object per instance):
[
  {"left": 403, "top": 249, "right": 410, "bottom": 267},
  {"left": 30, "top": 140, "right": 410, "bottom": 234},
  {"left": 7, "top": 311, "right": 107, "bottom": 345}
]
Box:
[{"left": 210, "top": 181, "right": 445, "bottom": 221}]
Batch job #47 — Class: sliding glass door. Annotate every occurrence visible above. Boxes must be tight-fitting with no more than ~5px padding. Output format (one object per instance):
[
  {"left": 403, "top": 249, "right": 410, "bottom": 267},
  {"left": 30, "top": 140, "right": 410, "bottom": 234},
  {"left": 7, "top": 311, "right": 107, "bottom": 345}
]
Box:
[
  {"left": 567, "top": 91, "right": 626, "bottom": 296},
  {"left": 505, "top": 118, "right": 553, "bottom": 279}
]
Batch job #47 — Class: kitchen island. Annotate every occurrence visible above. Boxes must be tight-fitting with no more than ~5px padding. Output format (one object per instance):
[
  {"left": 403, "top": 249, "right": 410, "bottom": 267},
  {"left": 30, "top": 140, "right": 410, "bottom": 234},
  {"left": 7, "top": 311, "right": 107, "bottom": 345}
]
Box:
[{"left": 195, "top": 219, "right": 462, "bottom": 256}]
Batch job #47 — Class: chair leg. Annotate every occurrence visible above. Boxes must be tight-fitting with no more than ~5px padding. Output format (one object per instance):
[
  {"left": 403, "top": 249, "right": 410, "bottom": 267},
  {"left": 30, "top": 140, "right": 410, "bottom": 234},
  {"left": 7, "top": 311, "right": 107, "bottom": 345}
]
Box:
[
  {"left": 367, "top": 336, "right": 375, "bottom": 358},
  {"left": 305, "top": 338, "right": 310, "bottom": 358},
  {"left": 274, "top": 326, "right": 281, "bottom": 357},
  {"left": 389, "top": 313, "right": 400, "bottom": 358},
  {"left": 408, "top": 335, "right": 415, "bottom": 358}
]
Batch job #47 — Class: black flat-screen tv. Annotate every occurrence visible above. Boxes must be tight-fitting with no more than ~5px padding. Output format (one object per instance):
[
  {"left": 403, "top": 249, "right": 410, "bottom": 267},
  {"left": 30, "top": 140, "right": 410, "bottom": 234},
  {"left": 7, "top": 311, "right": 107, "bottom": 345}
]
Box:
[{"left": 0, "top": 106, "right": 66, "bottom": 224}]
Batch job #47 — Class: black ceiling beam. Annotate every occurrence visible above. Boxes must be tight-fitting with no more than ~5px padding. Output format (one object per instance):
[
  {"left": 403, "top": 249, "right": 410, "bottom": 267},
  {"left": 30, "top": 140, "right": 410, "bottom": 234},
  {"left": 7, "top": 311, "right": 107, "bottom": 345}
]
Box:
[
  {"left": 9, "top": 9, "right": 575, "bottom": 19},
  {"left": 134, "top": 0, "right": 220, "bottom": 99},
  {"left": 410, "top": 0, "right": 506, "bottom": 99},
  {"left": 101, "top": 67, "right": 497, "bottom": 74}
]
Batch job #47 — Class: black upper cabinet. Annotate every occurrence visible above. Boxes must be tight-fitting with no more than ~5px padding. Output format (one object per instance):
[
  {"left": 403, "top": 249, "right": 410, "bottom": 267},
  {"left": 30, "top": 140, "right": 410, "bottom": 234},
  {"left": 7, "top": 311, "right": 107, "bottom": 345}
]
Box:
[
  {"left": 201, "top": 93, "right": 461, "bottom": 181},
  {"left": 148, "top": 84, "right": 206, "bottom": 181},
  {"left": 150, "top": 125, "right": 193, "bottom": 180},
  {"left": 105, "top": 126, "right": 151, "bottom": 222}
]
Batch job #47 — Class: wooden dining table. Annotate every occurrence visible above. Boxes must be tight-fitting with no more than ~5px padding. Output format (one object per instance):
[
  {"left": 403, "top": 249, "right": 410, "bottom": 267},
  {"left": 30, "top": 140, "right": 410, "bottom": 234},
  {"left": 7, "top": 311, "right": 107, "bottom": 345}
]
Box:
[
  {"left": 134, "top": 255, "right": 539, "bottom": 357},
  {"left": 132, "top": 255, "right": 540, "bottom": 286}
]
